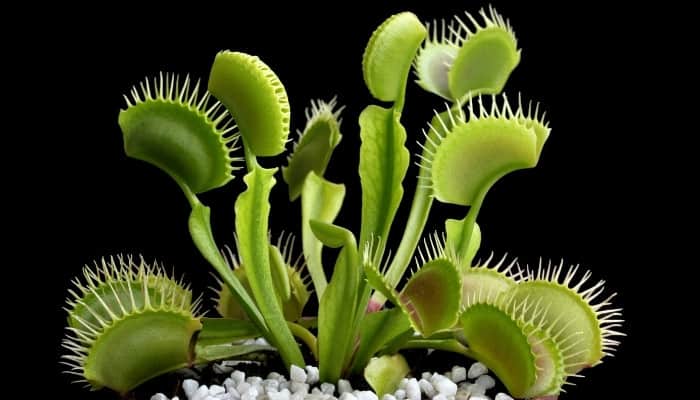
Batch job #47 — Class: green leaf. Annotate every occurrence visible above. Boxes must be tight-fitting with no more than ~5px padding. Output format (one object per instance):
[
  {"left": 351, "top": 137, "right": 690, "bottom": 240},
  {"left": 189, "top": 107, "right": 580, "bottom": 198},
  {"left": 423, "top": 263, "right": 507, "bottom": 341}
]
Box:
[
  {"left": 189, "top": 202, "right": 266, "bottom": 332},
  {"left": 301, "top": 173, "right": 345, "bottom": 299},
  {"left": 448, "top": 7, "right": 520, "bottom": 100},
  {"left": 118, "top": 73, "right": 237, "bottom": 194},
  {"left": 235, "top": 162, "right": 304, "bottom": 369},
  {"left": 269, "top": 244, "right": 291, "bottom": 301},
  {"left": 446, "top": 219, "right": 481, "bottom": 269},
  {"left": 362, "top": 12, "right": 427, "bottom": 103},
  {"left": 364, "top": 354, "right": 410, "bottom": 397},
  {"left": 363, "top": 259, "right": 400, "bottom": 307},
  {"left": 399, "top": 258, "right": 461, "bottom": 336},
  {"left": 358, "top": 105, "right": 410, "bottom": 259},
  {"left": 309, "top": 219, "right": 353, "bottom": 249},
  {"left": 196, "top": 318, "right": 260, "bottom": 347},
  {"left": 84, "top": 311, "right": 201, "bottom": 394},
  {"left": 430, "top": 103, "right": 539, "bottom": 207},
  {"left": 374, "top": 109, "right": 454, "bottom": 307},
  {"left": 208, "top": 51, "right": 290, "bottom": 156},
  {"left": 195, "top": 343, "right": 274, "bottom": 364},
  {"left": 351, "top": 308, "right": 411, "bottom": 373},
  {"left": 314, "top": 221, "right": 360, "bottom": 383},
  {"left": 283, "top": 99, "right": 343, "bottom": 201},
  {"left": 505, "top": 279, "right": 605, "bottom": 372},
  {"left": 461, "top": 268, "right": 517, "bottom": 308},
  {"left": 460, "top": 304, "right": 536, "bottom": 398}
]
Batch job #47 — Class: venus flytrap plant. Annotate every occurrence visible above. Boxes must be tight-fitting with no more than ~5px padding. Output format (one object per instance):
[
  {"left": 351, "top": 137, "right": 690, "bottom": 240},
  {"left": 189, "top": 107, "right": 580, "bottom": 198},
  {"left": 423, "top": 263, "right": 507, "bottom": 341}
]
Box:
[{"left": 62, "top": 6, "right": 623, "bottom": 399}]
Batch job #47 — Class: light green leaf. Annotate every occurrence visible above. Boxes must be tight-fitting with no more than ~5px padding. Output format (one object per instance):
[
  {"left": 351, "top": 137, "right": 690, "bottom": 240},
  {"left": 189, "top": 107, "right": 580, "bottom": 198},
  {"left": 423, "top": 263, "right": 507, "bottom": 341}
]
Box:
[
  {"left": 189, "top": 202, "right": 266, "bottom": 332},
  {"left": 195, "top": 343, "right": 274, "bottom": 364},
  {"left": 351, "top": 308, "right": 412, "bottom": 373},
  {"left": 374, "top": 109, "right": 454, "bottom": 307},
  {"left": 235, "top": 162, "right": 304, "bottom": 369},
  {"left": 446, "top": 219, "right": 481, "bottom": 269},
  {"left": 399, "top": 258, "right": 461, "bottom": 336},
  {"left": 362, "top": 253, "right": 400, "bottom": 307},
  {"left": 362, "top": 12, "right": 426, "bottom": 103},
  {"left": 460, "top": 303, "right": 536, "bottom": 398},
  {"left": 314, "top": 221, "right": 360, "bottom": 383},
  {"left": 269, "top": 244, "right": 291, "bottom": 301},
  {"left": 301, "top": 173, "right": 345, "bottom": 299},
  {"left": 448, "top": 7, "right": 520, "bottom": 100},
  {"left": 283, "top": 99, "right": 343, "bottom": 201},
  {"left": 358, "top": 105, "right": 409, "bottom": 260},
  {"left": 364, "top": 354, "right": 410, "bottom": 397},
  {"left": 196, "top": 318, "right": 260, "bottom": 347},
  {"left": 208, "top": 51, "right": 290, "bottom": 156},
  {"left": 118, "top": 73, "right": 237, "bottom": 195},
  {"left": 431, "top": 115, "right": 537, "bottom": 207}
]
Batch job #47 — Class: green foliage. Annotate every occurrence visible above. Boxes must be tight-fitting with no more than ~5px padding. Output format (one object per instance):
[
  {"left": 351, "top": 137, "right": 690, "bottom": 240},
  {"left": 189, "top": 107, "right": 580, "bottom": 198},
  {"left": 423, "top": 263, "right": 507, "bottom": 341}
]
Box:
[{"left": 63, "top": 6, "right": 623, "bottom": 399}]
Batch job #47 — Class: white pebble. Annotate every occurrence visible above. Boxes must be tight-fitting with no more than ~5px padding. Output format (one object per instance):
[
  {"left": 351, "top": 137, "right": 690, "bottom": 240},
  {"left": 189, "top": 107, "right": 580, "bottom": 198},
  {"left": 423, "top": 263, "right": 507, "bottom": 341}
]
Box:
[
  {"left": 450, "top": 366, "right": 467, "bottom": 383},
  {"left": 394, "top": 389, "right": 406, "bottom": 400},
  {"left": 356, "top": 390, "right": 378, "bottom": 400},
  {"left": 280, "top": 381, "right": 290, "bottom": 391},
  {"left": 468, "top": 362, "right": 488, "bottom": 379},
  {"left": 193, "top": 386, "right": 209, "bottom": 400},
  {"left": 183, "top": 379, "right": 200, "bottom": 397},
  {"left": 421, "top": 372, "right": 432, "bottom": 380},
  {"left": 247, "top": 376, "right": 263, "bottom": 386},
  {"left": 398, "top": 378, "right": 408, "bottom": 390},
  {"left": 321, "top": 383, "right": 335, "bottom": 395},
  {"left": 305, "top": 366, "right": 320, "bottom": 384},
  {"left": 337, "top": 379, "right": 353, "bottom": 394},
  {"left": 431, "top": 375, "right": 457, "bottom": 396},
  {"left": 268, "top": 372, "right": 282, "bottom": 380},
  {"left": 290, "top": 381, "right": 309, "bottom": 394},
  {"left": 232, "top": 371, "right": 246, "bottom": 384},
  {"left": 455, "top": 390, "right": 470, "bottom": 400},
  {"left": 150, "top": 394, "right": 168, "bottom": 400},
  {"left": 255, "top": 337, "right": 270, "bottom": 345},
  {"left": 465, "top": 383, "right": 486, "bottom": 396},
  {"left": 470, "top": 396, "right": 491, "bottom": 400},
  {"left": 172, "top": 397, "right": 180, "bottom": 400},
  {"left": 418, "top": 379, "right": 436, "bottom": 397},
  {"left": 290, "top": 365, "right": 308, "bottom": 383},
  {"left": 312, "top": 388, "right": 323, "bottom": 395},
  {"left": 475, "top": 375, "right": 496, "bottom": 390},
  {"left": 382, "top": 395, "right": 397, "bottom": 400},
  {"left": 237, "top": 382, "right": 251, "bottom": 395},
  {"left": 494, "top": 394, "right": 513, "bottom": 400},
  {"left": 242, "top": 386, "right": 259, "bottom": 400},
  {"left": 339, "top": 393, "right": 358, "bottom": 400},
  {"left": 291, "top": 392, "right": 305, "bottom": 400},
  {"left": 268, "top": 389, "right": 292, "bottom": 400},
  {"left": 433, "top": 394, "right": 447, "bottom": 400},
  {"left": 264, "top": 379, "right": 280, "bottom": 390},
  {"left": 209, "top": 385, "right": 225, "bottom": 395},
  {"left": 405, "top": 378, "right": 421, "bottom": 400}
]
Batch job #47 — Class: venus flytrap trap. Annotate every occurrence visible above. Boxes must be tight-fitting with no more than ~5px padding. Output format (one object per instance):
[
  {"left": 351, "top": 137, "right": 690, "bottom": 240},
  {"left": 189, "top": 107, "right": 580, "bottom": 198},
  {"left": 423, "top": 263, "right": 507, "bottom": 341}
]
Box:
[{"left": 62, "top": 6, "right": 624, "bottom": 399}]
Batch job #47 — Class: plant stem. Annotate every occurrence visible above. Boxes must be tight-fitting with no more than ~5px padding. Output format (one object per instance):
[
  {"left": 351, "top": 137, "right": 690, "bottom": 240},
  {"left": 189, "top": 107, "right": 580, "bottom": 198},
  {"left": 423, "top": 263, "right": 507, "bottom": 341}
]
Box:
[
  {"left": 288, "top": 321, "right": 319, "bottom": 361},
  {"left": 392, "top": 338, "right": 475, "bottom": 359},
  {"left": 454, "top": 188, "right": 487, "bottom": 261},
  {"left": 371, "top": 155, "right": 433, "bottom": 307}
]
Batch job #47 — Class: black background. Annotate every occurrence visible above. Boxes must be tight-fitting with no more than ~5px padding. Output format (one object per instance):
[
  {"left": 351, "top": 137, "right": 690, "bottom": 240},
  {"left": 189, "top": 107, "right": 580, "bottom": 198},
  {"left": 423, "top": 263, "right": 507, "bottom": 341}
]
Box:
[{"left": 26, "top": 1, "right": 649, "bottom": 398}]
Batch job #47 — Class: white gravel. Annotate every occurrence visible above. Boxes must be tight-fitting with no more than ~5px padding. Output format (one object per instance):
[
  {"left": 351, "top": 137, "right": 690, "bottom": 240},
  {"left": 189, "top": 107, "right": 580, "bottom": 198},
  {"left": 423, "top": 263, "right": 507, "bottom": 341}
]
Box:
[{"left": 151, "top": 361, "right": 510, "bottom": 400}]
